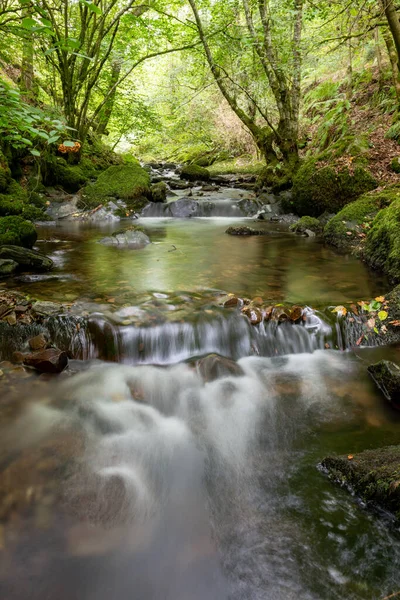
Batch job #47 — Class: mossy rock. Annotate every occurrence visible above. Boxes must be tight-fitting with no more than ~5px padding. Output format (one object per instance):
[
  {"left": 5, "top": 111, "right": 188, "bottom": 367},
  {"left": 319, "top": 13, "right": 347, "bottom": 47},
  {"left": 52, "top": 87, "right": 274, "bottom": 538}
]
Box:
[
  {"left": 0, "top": 216, "right": 37, "bottom": 248},
  {"left": 81, "top": 138, "right": 123, "bottom": 172},
  {"left": 256, "top": 164, "right": 293, "bottom": 194},
  {"left": 290, "top": 216, "right": 322, "bottom": 235},
  {"left": 391, "top": 157, "right": 400, "bottom": 174},
  {"left": 364, "top": 196, "right": 400, "bottom": 281},
  {"left": 80, "top": 164, "right": 151, "bottom": 210},
  {"left": 0, "top": 180, "right": 46, "bottom": 221},
  {"left": 180, "top": 164, "right": 210, "bottom": 182},
  {"left": 323, "top": 188, "right": 398, "bottom": 252},
  {"left": 43, "top": 156, "right": 89, "bottom": 193},
  {"left": 321, "top": 445, "right": 400, "bottom": 521},
  {"left": 150, "top": 181, "right": 167, "bottom": 203},
  {"left": 292, "top": 158, "right": 377, "bottom": 217}
]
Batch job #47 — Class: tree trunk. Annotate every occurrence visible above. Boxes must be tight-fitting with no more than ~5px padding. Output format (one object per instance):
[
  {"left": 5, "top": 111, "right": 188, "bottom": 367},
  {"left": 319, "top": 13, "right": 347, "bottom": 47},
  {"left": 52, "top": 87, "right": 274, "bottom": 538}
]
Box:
[
  {"left": 381, "top": 0, "right": 400, "bottom": 66},
  {"left": 20, "top": 3, "right": 34, "bottom": 94},
  {"left": 382, "top": 26, "right": 400, "bottom": 101},
  {"left": 96, "top": 58, "right": 122, "bottom": 135},
  {"left": 375, "top": 27, "right": 383, "bottom": 86}
]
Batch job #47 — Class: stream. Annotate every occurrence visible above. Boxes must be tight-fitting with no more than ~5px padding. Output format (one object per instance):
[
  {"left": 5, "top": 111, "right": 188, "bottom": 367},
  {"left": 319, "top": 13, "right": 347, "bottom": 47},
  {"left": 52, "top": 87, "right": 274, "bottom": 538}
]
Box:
[{"left": 1, "top": 175, "right": 400, "bottom": 599}]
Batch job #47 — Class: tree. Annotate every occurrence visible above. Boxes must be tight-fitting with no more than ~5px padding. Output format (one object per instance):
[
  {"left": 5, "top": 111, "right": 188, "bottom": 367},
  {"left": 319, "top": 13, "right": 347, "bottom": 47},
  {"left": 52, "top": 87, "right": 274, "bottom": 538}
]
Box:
[{"left": 187, "top": 0, "right": 304, "bottom": 169}]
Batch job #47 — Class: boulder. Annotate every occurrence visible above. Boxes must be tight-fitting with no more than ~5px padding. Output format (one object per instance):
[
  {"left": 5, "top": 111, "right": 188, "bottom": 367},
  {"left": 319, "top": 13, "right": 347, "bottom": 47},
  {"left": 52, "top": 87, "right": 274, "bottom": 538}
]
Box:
[
  {"left": 28, "top": 333, "right": 48, "bottom": 351},
  {"left": 180, "top": 164, "right": 210, "bottom": 182},
  {"left": 168, "top": 199, "right": 200, "bottom": 218},
  {"left": 197, "top": 354, "right": 244, "bottom": 382},
  {"left": 225, "top": 226, "right": 266, "bottom": 236},
  {"left": 99, "top": 228, "right": 150, "bottom": 248},
  {"left": 23, "top": 348, "right": 68, "bottom": 373},
  {"left": 0, "top": 246, "right": 53, "bottom": 271},
  {"left": 0, "top": 215, "right": 37, "bottom": 248},
  {"left": 368, "top": 360, "right": 400, "bottom": 409},
  {"left": 0, "top": 259, "right": 18, "bottom": 277},
  {"left": 150, "top": 181, "right": 167, "bottom": 203},
  {"left": 321, "top": 446, "right": 400, "bottom": 521},
  {"left": 290, "top": 216, "right": 322, "bottom": 235},
  {"left": 32, "top": 301, "right": 62, "bottom": 317}
]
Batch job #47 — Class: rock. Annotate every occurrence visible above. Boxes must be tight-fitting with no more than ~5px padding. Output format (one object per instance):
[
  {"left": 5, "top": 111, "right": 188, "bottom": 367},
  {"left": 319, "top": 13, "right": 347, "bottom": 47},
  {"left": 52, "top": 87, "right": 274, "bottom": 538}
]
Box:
[
  {"left": 5, "top": 312, "right": 16, "bottom": 325},
  {"left": 163, "top": 162, "right": 177, "bottom": 170},
  {"left": 150, "top": 181, "right": 167, "bottom": 203},
  {"left": 321, "top": 446, "right": 400, "bottom": 521},
  {"left": 0, "top": 259, "right": 18, "bottom": 277},
  {"left": 0, "top": 215, "right": 38, "bottom": 248},
  {"left": 304, "top": 229, "right": 316, "bottom": 237},
  {"left": 236, "top": 199, "right": 262, "bottom": 216},
  {"left": 32, "top": 300, "right": 62, "bottom": 317},
  {"left": 180, "top": 164, "right": 210, "bottom": 182},
  {"left": 168, "top": 180, "right": 190, "bottom": 190},
  {"left": 0, "top": 246, "right": 53, "bottom": 271},
  {"left": 241, "top": 306, "right": 262, "bottom": 325},
  {"left": 368, "top": 360, "right": 400, "bottom": 409},
  {"left": 290, "top": 305, "right": 303, "bottom": 322},
  {"left": 29, "top": 333, "right": 48, "bottom": 351},
  {"left": 271, "top": 306, "right": 291, "bottom": 322},
  {"left": 99, "top": 229, "right": 150, "bottom": 248},
  {"left": 23, "top": 348, "right": 68, "bottom": 373},
  {"left": 197, "top": 354, "right": 244, "bottom": 382},
  {"left": 290, "top": 216, "right": 322, "bottom": 235},
  {"left": 223, "top": 296, "right": 242, "bottom": 308},
  {"left": 168, "top": 199, "right": 200, "bottom": 218},
  {"left": 225, "top": 226, "right": 266, "bottom": 236}
]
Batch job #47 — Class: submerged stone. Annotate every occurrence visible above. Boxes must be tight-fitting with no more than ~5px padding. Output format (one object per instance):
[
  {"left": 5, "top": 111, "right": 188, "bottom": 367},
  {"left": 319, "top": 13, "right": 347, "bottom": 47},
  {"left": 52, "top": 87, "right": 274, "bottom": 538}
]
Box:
[
  {"left": 196, "top": 354, "right": 244, "bottom": 382},
  {"left": 368, "top": 360, "right": 400, "bottom": 409},
  {"left": 0, "top": 246, "right": 53, "bottom": 271},
  {"left": 225, "top": 226, "right": 266, "bottom": 236},
  {"left": 321, "top": 446, "right": 400, "bottom": 521},
  {"left": 99, "top": 229, "right": 150, "bottom": 248}
]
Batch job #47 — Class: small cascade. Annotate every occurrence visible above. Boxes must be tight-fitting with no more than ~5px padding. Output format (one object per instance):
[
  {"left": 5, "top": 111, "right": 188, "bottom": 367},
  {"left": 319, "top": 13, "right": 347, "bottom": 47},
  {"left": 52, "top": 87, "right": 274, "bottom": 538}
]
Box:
[
  {"left": 140, "top": 198, "right": 249, "bottom": 218},
  {"left": 47, "top": 307, "right": 332, "bottom": 364}
]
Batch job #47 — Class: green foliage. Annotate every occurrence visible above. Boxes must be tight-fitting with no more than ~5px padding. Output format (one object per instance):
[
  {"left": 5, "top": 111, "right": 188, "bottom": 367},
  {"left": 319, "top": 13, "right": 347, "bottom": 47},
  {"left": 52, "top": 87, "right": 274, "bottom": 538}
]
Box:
[
  {"left": 292, "top": 158, "right": 377, "bottom": 217},
  {"left": 0, "top": 216, "right": 37, "bottom": 248},
  {"left": 208, "top": 157, "right": 265, "bottom": 176},
  {"left": 385, "top": 120, "right": 400, "bottom": 143},
  {"left": 180, "top": 164, "right": 210, "bottom": 182},
  {"left": 42, "top": 156, "right": 89, "bottom": 193},
  {"left": 391, "top": 157, "right": 400, "bottom": 174},
  {"left": 365, "top": 197, "right": 400, "bottom": 282},
  {"left": 304, "top": 81, "right": 341, "bottom": 107},
  {"left": 0, "top": 79, "right": 70, "bottom": 156},
  {"left": 80, "top": 163, "right": 150, "bottom": 209}
]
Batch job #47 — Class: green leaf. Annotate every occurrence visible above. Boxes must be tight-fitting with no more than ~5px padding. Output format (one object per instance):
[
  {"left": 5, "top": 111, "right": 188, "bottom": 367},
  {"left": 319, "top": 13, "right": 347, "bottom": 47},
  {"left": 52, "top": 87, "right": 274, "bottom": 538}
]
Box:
[
  {"left": 89, "top": 3, "right": 102, "bottom": 15},
  {"left": 40, "top": 18, "right": 52, "bottom": 27},
  {"left": 22, "top": 17, "right": 37, "bottom": 29},
  {"left": 378, "top": 310, "right": 388, "bottom": 321},
  {"left": 30, "top": 149, "right": 40, "bottom": 156},
  {"left": 62, "top": 140, "right": 76, "bottom": 147},
  {"left": 374, "top": 327, "right": 379, "bottom": 334},
  {"left": 47, "top": 135, "right": 60, "bottom": 144}
]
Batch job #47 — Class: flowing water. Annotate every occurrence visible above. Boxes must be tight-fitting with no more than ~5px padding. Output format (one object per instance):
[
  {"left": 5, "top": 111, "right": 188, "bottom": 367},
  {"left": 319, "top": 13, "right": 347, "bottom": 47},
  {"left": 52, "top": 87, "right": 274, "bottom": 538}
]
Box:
[{"left": 1, "top": 183, "right": 400, "bottom": 599}]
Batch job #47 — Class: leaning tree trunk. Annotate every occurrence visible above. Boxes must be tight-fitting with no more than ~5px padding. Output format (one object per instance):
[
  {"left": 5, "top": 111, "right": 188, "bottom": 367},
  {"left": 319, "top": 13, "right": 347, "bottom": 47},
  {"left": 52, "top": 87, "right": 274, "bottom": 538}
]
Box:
[{"left": 96, "top": 58, "right": 123, "bottom": 135}]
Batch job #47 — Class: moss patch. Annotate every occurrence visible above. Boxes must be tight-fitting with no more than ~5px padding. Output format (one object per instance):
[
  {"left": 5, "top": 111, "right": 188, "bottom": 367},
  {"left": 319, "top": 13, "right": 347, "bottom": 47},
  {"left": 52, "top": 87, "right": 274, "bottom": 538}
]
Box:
[
  {"left": 256, "top": 164, "right": 293, "bottom": 193},
  {"left": 290, "top": 216, "right": 322, "bottom": 234},
  {"left": 80, "top": 164, "right": 151, "bottom": 210},
  {"left": 292, "top": 157, "right": 377, "bottom": 217},
  {"left": 0, "top": 216, "right": 37, "bottom": 247},
  {"left": 0, "top": 150, "right": 11, "bottom": 193},
  {"left": 321, "top": 445, "right": 400, "bottom": 521},
  {"left": 43, "top": 156, "right": 89, "bottom": 193},
  {"left": 323, "top": 188, "right": 399, "bottom": 251},
  {"left": 0, "top": 180, "right": 47, "bottom": 221},
  {"left": 364, "top": 196, "right": 400, "bottom": 281},
  {"left": 180, "top": 164, "right": 210, "bottom": 182}
]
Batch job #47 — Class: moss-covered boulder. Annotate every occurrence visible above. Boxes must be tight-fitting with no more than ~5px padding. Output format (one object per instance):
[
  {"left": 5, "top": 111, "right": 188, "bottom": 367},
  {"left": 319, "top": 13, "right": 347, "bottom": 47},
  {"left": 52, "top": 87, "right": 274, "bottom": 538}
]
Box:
[
  {"left": 180, "top": 164, "right": 210, "bottom": 182},
  {"left": 0, "top": 216, "right": 37, "bottom": 248},
  {"left": 150, "top": 181, "right": 167, "bottom": 203},
  {"left": 323, "top": 188, "right": 398, "bottom": 251},
  {"left": 321, "top": 446, "right": 400, "bottom": 521},
  {"left": 43, "top": 156, "right": 89, "bottom": 193},
  {"left": 256, "top": 164, "right": 293, "bottom": 194},
  {"left": 290, "top": 216, "right": 322, "bottom": 235},
  {"left": 364, "top": 197, "right": 400, "bottom": 281},
  {"left": 80, "top": 163, "right": 151, "bottom": 211},
  {"left": 292, "top": 158, "right": 377, "bottom": 217},
  {"left": 0, "top": 180, "right": 47, "bottom": 221}
]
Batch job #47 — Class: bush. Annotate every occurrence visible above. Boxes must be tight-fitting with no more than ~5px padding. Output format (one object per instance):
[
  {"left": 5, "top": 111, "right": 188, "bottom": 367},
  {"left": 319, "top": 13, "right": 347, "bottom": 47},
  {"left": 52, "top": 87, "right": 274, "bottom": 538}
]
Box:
[
  {"left": 0, "top": 215, "right": 37, "bottom": 247},
  {"left": 80, "top": 163, "right": 151, "bottom": 210},
  {"left": 292, "top": 157, "right": 377, "bottom": 216}
]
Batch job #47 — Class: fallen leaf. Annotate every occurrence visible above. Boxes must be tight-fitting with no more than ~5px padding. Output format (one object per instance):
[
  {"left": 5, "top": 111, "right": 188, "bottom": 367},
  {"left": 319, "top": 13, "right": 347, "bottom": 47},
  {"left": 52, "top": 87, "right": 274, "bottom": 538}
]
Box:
[
  {"left": 375, "top": 296, "right": 385, "bottom": 302},
  {"left": 367, "top": 317, "right": 376, "bottom": 329},
  {"left": 389, "top": 320, "right": 400, "bottom": 326},
  {"left": 378, "top": 310, "right": 388, "bottom": 321},
  {"left": 356, "top": 335, "right": 364, "bottom": 346},
  {"left": 347, "top": 455, "right": 354, "bottom": 460},
  {"left": 332, "top": 305, "right": 347, "bottom": 316}
]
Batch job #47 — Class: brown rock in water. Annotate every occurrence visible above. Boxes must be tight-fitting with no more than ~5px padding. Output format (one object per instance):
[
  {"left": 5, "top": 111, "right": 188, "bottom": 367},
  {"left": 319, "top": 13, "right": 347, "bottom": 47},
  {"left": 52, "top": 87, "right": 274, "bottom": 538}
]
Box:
[
  {"left": 290, "top": 305, "right": 303, "bottom": 322},
  {"left": 24, "top": 348, "right": 68, "bottom": 373},
  {"left": 262, "top": 305, "right": 274, "bottom": 321},
  {"left": 271, "top": 306, "right": 290, "bottom": 322},
  {"left": 223, "top": 296, "right": 242, "bottom": 308},
  {"left": 197, "top": 354, "right": 244, "bottom": 382},
  {"left": 367, "top": 360, "right": 400, "bottom": 409},
  {"left": 241, "top": 306, "right": 263, "bottom": 325},
  {"left": 28, "top": 333, "right": 48, "bottom": 351}
]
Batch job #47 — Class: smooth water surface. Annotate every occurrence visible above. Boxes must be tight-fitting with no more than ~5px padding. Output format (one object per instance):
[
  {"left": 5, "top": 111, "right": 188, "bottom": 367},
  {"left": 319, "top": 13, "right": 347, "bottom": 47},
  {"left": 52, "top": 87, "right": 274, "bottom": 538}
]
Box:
[{"left": 6, "top": 218, "right": 387, "bottom": 306}]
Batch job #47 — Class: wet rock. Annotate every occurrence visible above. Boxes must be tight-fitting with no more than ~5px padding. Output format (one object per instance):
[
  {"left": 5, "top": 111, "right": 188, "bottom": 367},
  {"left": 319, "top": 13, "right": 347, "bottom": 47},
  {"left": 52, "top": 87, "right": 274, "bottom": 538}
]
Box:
[
  {"left": 168, "top": 198, "right": 200, "bottom": 218},
  {"left": 241, "top": 306, "right": 263, "bottom": 325},
  {"left": 32, "top": 300, "right": 62, "bottom": 317},
  {"left": 223, "top": 296, "right": 242, "bottom": 308},
  {"left": 150, "top": 181, "right": 167, "bottom": 203},
  {"left": 368, "top": 360, "right": 400, "bottom": 409},
  {"left": 225, "top": 226, "right": 266, "bottom": 236},
  {"left": 0, "top": 246, "right": 53, "bottom": 271},
  {"left": 197, "top": 354, "right": 244, "bottom": 382},
  {"left": 180, "top": 164, "right": 210, "bottom": 182},
  {"left": 99, "top": 229, "right": 150, "bottom": 248},
  {"left": 163, "top": 162, "right": 177, "bottom": 170},
  {"left": 0, "top": 259, "right": 18, "bottom": 277},
  {"left": 29, "top": 333, "right": 48, "bottom": 351},
  {"left": 5, "top": 312, "right": 16, "bottom": 325},
  {"left": 305, "top": 229, "right": 316, "bottom": 237},
  {"left": 23, "top": 348, "right": 68, "bottom": 373},
  {"left": 321, "top": 446, "right": 400, "bottom": 521},
  {"left": 271, "top": 306, "right": 291, "bottom": 322},
  {"left": 290, "top": 305, "right": 303, "bottom": 322},
  {"left": 168, "top": 180, "right": 191, "bottom": 190},
  {"left": 236, "top": 198, "right": 262, "bottom": 216}
]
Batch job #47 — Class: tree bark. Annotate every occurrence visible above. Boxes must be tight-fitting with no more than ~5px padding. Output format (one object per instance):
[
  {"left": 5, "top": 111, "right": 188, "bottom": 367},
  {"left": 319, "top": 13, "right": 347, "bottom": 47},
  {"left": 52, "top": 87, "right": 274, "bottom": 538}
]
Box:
[{"left": 96, "top": 57, "right": 122, "bottom": 135}]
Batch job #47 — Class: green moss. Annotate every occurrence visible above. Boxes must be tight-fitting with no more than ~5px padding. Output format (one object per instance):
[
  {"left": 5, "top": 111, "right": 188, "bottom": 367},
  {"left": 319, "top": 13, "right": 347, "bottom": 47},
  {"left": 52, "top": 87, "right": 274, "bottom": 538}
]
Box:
[
  {"left": 0, "top": 180, "right": 46, "bottom": 221},
  {"left": 256, "top": 164, "right": 293, "bottom": 193},
  {"left": 0, "top": 150, "right": 11, "bottom": 193},
  {"left": 208, "top": 156, "right": 264, "bottom": 176},
  {"left": 290, "top": 216, "right": 322, "bottom": 234},
  {"left": 180, "top": 164, "right": 210, "bottom": 182},
  {"left": 391, "top": 157, "right": 400, "bottom": 174},
  {"left": 364, "top": 196, "right": 400, "bottom": 281},
  {"left": 150, "top": 181, "right": 167, "bottom": 203},
  {"left": 322, "top": 445, "right": 400, "bottom": 519},
  {"left": 0, "top": 215, "right": 37, "bottom": 247},
  {"left": 292, "top": 157, "right": 377, "bottom": 217},
  {"left": 79, "top": 164, "right": 151, "bottom": 210},
  {"left": 43, "top": 156, "right": 89, "bottom": 193}
]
